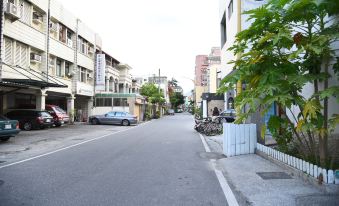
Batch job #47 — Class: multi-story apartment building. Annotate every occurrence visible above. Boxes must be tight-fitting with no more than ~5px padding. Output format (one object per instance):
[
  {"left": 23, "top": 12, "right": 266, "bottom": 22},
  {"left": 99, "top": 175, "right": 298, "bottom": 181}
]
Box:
[
  {"left": 93, "top": 56, "right": 144, "bottom": 120},
  {"left": 194, "top": 47, "right": 221, "bottom": 108},
  {"left": 0, "top": 0, "right": 98, "bottom": 121},
  {"left": 219, "top": 0, "right": 266, "bottom": 111},
  {"left": 206, "top": 47, "right": 221, "bottom": 94},
  {"left": 194, "top": 55, "right": 208, "bottom": 107},
  {"left": 0, "top": 0, "right": 141, "bottom": 122}
]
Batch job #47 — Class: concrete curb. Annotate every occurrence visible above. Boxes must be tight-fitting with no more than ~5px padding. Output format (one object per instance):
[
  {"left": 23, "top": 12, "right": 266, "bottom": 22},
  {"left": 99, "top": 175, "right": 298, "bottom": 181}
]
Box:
[{"left": 256, "top": 150, "right": 339, "bottom": 194}]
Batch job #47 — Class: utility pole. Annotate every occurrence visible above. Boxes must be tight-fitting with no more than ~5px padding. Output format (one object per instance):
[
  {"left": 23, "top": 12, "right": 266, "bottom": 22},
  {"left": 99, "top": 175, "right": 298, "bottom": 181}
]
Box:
[
  {"left": 46, "top": 0, "right": 51, "bottom": 83},
  {"left": 158, "top": 68, "right": 160, "bottom": 93},
  {"left": 0, "top": 0, "right": 4, "bottom": 81}
]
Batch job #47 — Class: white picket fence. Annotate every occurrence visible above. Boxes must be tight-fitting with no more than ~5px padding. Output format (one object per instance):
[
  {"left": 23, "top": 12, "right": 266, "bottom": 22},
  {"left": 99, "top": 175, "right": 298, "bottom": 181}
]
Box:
[
  {"left": 257, "top": 143, "right": 338, "bottom": 184},
  {"left": 223, "top": 123, "right": 257, "bottom": 157}
]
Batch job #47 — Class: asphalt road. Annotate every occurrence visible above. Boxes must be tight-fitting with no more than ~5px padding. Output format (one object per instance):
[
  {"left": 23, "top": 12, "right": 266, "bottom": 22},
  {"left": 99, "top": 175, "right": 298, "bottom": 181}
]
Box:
[{"left": 0, "top": 113, "right": 227, "bottom": 206}]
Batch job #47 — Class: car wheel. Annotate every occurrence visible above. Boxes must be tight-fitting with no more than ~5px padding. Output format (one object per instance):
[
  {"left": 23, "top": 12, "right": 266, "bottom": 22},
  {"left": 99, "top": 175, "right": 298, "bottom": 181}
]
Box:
[
  {"left": 1, "top": 137, "right": 10, "bottom": 142},
  {"left": 23, "top": 122, "right": 32, "bottom": 131},
  {"left": 91, "top": 118, "right": 99, "bottom": 125},
  {"left": 55, "top": 123, "right": 61, "bottom": 127},
  {"left": 122, "top": 119, "right": 130, "bottom": 126}
]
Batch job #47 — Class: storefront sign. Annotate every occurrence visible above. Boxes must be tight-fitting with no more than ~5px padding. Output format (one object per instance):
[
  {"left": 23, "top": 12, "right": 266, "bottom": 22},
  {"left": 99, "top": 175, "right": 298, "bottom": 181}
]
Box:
[
  {"left": 95, "top": 54, "right": 106, "bottom": 91},
  {"left": 76, "top": 82, "right": 94, "bottom": 96}
]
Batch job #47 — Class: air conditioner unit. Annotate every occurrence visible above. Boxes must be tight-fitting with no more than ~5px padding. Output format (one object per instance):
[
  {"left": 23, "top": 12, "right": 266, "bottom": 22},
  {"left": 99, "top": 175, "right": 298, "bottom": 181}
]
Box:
[
  {"left": 49, "top": 22, "right": 58, "bottom": 32},
  {"left": 87, "top": 73, "right": 93, "bottom": 79},
  {"left": 5, "top": 2, "right": 21, "bottom": 20},
  {"left": 32, "top": 12, "right": 43, "bottom": 24},
  {"left": 67, "top": 39, "right": 73, "bottom": 48},
  {"left": 30, "top": 53, "right": 42, "bottom": 63},
  {"left": 88, "top": 47, "right": 94, "bottom": 54}
]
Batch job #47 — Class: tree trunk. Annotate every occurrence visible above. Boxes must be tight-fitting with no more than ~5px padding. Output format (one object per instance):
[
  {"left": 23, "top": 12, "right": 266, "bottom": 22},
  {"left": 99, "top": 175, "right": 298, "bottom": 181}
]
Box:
[{"left": 319, "top": 55, "right": 330, "bottom": 168}]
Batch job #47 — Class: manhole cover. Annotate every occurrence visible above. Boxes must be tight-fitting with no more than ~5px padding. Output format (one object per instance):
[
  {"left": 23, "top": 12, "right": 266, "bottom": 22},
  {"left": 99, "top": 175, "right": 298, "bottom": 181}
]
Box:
[
  {"left": 199, "top": 152, "right": 226, "bottom": 160},
  {"left": 0, "top": 161, "right": 6, "bottom": 164},
  {"left": 0, "top": 180, "right": 4, "bottom": 186},
  {"left": 257, "top": 172, "right": 292, "bottom": 180}
]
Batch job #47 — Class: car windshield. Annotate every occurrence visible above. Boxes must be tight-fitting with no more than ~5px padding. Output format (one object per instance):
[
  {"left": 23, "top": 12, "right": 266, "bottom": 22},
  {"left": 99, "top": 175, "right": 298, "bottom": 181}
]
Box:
[
  {"left": 0, "top": 115, "right": 8, "bottom": 120},
  {"left": 40, "top": 112, "right": 52, "bottom": 117},
  {"left": 54, "top": 106, "right": 66, "bottom": 114},
  {"left": 221, "top": 110, "right": 236, "bottom": 116}
]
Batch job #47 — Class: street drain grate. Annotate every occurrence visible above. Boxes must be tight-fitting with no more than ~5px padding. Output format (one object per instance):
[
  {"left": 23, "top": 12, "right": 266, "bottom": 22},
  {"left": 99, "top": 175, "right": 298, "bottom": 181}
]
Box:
[
  {"left": 199, "top": 152, "right": 226, "bottom": 160},
  {"left": 257, "top": 172, "right": 292, "bottom": 180}
]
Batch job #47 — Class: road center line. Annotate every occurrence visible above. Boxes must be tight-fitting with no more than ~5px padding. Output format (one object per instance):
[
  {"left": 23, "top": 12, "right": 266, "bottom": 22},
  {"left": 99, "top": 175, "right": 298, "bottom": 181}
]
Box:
[
  {"left": 198, "top": 133, "right": 239, "bottom": 206},
  {"left": 0, "top": 121, "right": 151, "bottom": 170}
]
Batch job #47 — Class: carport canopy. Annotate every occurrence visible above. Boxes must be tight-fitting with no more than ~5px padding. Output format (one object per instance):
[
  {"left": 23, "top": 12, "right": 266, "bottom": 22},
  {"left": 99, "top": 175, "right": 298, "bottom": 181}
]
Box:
[{"left": 1, "top": 63, "right": 67, "bottom": 89}]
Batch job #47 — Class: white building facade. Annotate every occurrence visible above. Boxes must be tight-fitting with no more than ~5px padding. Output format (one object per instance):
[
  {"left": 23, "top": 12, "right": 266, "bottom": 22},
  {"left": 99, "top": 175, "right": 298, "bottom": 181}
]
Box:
[{"left": 0, "top": 0, "right": 139, "bottom": 122}]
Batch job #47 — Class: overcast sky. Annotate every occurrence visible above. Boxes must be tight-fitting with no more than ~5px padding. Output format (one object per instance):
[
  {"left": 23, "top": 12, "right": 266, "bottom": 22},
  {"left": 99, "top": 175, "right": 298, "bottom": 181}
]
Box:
[{"left": 57, "top": 0, "right": 220, "bottom": 94}]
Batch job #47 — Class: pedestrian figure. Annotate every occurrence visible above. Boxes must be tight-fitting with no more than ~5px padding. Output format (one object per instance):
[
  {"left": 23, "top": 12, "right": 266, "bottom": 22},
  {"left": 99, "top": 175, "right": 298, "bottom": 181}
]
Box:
[{"left": 212, "top": 107, "right": 220, "bottom": 116}]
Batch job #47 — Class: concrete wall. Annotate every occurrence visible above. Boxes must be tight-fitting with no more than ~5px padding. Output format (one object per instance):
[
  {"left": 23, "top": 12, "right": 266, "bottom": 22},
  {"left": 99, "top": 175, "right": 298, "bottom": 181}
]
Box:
[
  {"left": 4, "top": 19, "right": 45, "bottom": 51},
  {"left": 195, "top": 86, "right": 206, "bottom": 107},
  {"left": 49, "top": 38, "right": 74, "bottom": 62},
  {"left": 208, "top": 64, "right": 220, "bottom": 93}
]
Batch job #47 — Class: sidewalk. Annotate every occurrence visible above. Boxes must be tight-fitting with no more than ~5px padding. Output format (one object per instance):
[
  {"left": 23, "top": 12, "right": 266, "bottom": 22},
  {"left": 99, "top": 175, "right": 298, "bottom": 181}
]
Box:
[{"left": 204, "top": 135, "right": 339, "bottom": 206}]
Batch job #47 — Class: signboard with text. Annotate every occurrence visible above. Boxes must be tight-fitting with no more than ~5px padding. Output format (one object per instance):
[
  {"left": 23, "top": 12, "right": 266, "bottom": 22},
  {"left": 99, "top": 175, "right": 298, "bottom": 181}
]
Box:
[{"left": 95, "top": 54, "right": 106, "bottom": 91}]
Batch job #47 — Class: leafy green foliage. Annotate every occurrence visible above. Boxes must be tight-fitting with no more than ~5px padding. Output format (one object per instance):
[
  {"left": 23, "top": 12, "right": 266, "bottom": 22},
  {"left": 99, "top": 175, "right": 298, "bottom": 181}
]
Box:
[
  {"left": 170, "top": 92, "right": 185, "bottom": 109},
  {"left": 140, "top": 83, "right": 165, "bottom": 104},
  {"left": 219, "top": 0, "right": 339, "bottom": 168}
]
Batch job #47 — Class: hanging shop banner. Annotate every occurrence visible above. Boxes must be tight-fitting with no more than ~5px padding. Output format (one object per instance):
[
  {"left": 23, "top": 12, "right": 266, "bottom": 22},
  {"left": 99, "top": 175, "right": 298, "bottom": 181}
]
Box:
[{"left": 95, "top": 54, "right": 106, "bottom": 90}]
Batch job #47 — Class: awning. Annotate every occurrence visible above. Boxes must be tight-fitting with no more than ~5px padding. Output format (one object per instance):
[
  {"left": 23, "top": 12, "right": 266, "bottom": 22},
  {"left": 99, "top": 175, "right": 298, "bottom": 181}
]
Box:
[{"left": 1, "top": 63, "right": 68, "bottom": 89}]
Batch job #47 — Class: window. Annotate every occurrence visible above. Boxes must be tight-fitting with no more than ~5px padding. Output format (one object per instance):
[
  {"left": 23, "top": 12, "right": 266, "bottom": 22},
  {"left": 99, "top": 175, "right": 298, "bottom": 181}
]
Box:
[
  {"left": 67, "top": 30, "right": 73, "bottom": 47},
  {"left": 20, "top": 1, "right": 32, "bottom": 25},
  {"left": 65, "top": 62, "right": 70, "bottom": 76},
  {"left": 59, "top": 24, "right": 67, "bottom": 43},
  {"left": 104, "top": 98, "right": 112, "bottom": 107},
  {"left": 113, "top": 98, "right": 129, "bottom": 107},
  {"left": 4, "top": 38, "right": 13, "bottom": 64},
  {"left": 95, "top": 98, "right": 103, "bottom": 107},
  {"left": 220, "top": 11, "right": 226, "bottom": 46},
  {"left": 56, "top": 59, "right": 62, "bottom": 77},
  {"left": 228, "top": 0, "right": 233, "bottom": 19},
  {"left": 95, "top": 98, "right": 112, "bottom": 107},
  {"left": 32, "top": 11, "right": 43, "bottom": 24},
  {"left": 80, "top": 67, "right": 86, "bottom": 82},
  {"left": 107, "top": 112, "right": 115, "bottom": 117},
  {"left": 78, "top": 37, "right": 89, "bottom": 55},
  {"left": 15, "top": 42, "right": 28, "bottom": 67}
]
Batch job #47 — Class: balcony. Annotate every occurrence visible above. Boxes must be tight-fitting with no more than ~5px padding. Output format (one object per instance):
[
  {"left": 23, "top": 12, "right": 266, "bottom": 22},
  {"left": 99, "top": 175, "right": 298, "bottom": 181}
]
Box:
[{"left": 106, "top": 65, "right": 120, "bottom": 78}]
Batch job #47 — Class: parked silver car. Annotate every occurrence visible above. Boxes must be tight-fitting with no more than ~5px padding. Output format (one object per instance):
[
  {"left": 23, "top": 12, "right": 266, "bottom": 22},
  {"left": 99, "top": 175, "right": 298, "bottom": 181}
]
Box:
[{"left": 89, "top": 111, "right": 138, "bottom": 126}]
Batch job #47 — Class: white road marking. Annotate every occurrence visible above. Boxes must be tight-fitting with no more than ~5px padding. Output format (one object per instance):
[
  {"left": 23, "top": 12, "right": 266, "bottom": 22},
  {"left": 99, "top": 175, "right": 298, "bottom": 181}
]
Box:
[
  {"left": 0, "top": 122, "right": 151, "bottom": 170},
  {"left": 199, "top": 133, "right": 239, "bottom": 206}
]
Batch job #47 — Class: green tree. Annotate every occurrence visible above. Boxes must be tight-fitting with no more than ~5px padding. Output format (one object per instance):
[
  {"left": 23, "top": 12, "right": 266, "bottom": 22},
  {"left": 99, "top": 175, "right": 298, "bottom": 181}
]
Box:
[
  {"left": 219, "top": 0, "right": 339, "bottom": 168},
  {"left": 170, "top": 92, "right": 185, "bottom": 109},
  {"left": 140, "top": 83, "right": 165, "bottom": 104}
]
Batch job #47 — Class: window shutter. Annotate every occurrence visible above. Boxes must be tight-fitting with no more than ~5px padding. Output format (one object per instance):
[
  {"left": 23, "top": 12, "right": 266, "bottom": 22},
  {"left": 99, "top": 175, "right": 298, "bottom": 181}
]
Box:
[
  {"left": 20, "top": 44, "right": 28, "bottom": 67},
  {"left": 4, "top": 38, "right": 13, "bottom": 64},
  {"left": 15, "top": 43, "right": 21, "bottom": 66},
  {"left": 23, "top": 2, "right": 31, "bottom": 24}
]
